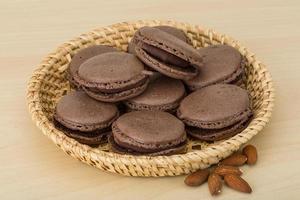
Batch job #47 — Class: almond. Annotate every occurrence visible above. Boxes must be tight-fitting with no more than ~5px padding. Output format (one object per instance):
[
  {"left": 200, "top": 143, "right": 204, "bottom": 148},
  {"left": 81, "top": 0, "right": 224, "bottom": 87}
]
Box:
[
  {"left": 184, "top": 169, "right": 209, "bottom": 186},
  {"left": 220, "top": 153, "right": 247, "bottom": 166},
  {"left": 208, "top": 173, "right": 222, "bottom": 195},
  {"left": 242, "top": 145, "right": 258, "bottom": 165},
  {"left": 224, "top": 174, "right": 252, "bottom": 193},
  {"left": 214, "top": 165, "right": 242, "bottom": 176}
]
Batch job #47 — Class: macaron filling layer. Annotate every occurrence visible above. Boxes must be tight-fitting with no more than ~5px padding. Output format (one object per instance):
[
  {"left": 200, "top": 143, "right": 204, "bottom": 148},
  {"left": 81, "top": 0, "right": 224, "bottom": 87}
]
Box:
[
  {"left": 54, "top": 119, "right": 110, "bottom": 145},
  {"left": 124, "top": 100, "right": 180, "bottom": 112},
  {"left": 77, "top": 72, "right": 148, "bottom": 92},
  {"left": 54, "top": 119, "right": 111, "bottom": 138},
  {"left": 54, "top": 111, "right": 119, "bottom": 132},
  {"left": 83, "top": 78, "right": 149, "bottom": 102},
  {"left": 136, "top": 47, "right": 198, "bottom": 80},
  {"left": 141, "top": 43, "right": 190, "bottom": 67},
  {"left": 186, "top": 115, "right": 252, "bottom": 141},
  {"left": 177, "top": 107, "right": 253, "bottom": 129}
]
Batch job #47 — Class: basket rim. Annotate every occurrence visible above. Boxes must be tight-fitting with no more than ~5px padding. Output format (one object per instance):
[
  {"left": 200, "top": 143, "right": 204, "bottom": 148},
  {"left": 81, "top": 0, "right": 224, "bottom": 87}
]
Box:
[{"left": 27, "top": 20, "right": 275, "bottom": 177}]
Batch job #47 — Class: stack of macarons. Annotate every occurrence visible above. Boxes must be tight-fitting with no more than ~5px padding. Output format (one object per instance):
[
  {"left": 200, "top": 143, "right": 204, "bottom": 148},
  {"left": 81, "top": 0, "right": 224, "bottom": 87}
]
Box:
[{"left": 54, "top": 25, "right": 252, "bottom": 156}]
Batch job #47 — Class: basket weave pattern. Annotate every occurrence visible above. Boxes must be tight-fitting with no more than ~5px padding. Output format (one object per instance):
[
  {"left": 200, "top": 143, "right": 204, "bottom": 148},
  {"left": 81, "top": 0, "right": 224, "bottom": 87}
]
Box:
[{"left": 27, "top": 20, "right": 274, "bottom": 177}]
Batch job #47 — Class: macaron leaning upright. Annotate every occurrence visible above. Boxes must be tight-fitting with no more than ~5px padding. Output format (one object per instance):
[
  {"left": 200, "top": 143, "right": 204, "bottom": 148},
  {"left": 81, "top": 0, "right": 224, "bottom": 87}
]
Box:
[
  {"left": 185, "top": 45, "right": 245, "bottom": 91},
  {"left": 67, "top": 45, "right": 118, "bottom": 88},
  {"left": 124, "top": 75, "right": 186, "bottom": 113},
  {"left": 177, "top": 84, "right": 253, "bottom": 141},
  {"left": 74, "top": 52, "right": 150, "bottom": 102},
  {"left": 128, "top": 25, "right": 190, "bottom": 54},
  {"left": 54, "top": 91, "right": 119, "bottom": 146},
  {"left": 132, "top": 26, "right": 203, "bottom": 80},
  {"left": 110, "top": 111, "right": 187, "bottom": 156}
]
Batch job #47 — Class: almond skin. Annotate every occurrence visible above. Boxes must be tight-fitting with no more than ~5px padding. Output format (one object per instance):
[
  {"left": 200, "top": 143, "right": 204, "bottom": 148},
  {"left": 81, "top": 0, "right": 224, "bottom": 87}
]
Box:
[
  {"left": 208, "top": 173, "right": 222, "bottom": 195},
  {"left": 242, "top": 145, "right": 258, "bottom": 165},
  {"left": 184, "top": 169, "right": 210, "bottom": 186},
  {"left": 220, "top": 153, "right": 248, "bottom": 166},
  {"left": 224, "top": 174, "right": 252, "bottom": 193},
  {"left": 214, "top": 165, "right": 242, "bottom": 176}
]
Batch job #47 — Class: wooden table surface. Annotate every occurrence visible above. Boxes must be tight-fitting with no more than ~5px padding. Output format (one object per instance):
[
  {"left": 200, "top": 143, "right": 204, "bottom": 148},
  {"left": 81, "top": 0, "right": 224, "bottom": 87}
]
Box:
[{"left": 1, "top": 0, "right": 300, "bottom": 199}]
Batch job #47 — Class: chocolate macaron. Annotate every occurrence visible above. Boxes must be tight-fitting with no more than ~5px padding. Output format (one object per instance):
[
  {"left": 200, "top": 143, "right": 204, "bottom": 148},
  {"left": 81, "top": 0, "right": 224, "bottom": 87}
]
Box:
[
  {"left": 75, "top": 52, "right": 149, "bottom": 102},
  {"left": 128, "top": 25, "right": 189, "bottom": 54},
  {"left": 54, "top": 91, "right": 119, "bottom": 146},
  {"left": 132, "top": 27, "right": 203, "bottom": 80},
  {"left": 124, "top": 75, "right": 186, "bottom": 112},
  {"left": 185, "top": 45, "right": 245, "bottom": 91},
  {"left": 67, "top": 45, "right": 117, "bottom": 88},
  {"left": 110, "top": 111, "right": 187, "bottom": 156},
  {"left": 177, "top": 84, "right": 252, "bottom": 141}
]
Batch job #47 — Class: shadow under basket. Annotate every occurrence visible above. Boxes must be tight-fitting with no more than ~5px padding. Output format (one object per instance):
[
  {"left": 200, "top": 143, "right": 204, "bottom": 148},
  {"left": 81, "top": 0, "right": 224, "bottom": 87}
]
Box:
[{"left": 27, "top": 20, "right": 275, "bottom": 177}]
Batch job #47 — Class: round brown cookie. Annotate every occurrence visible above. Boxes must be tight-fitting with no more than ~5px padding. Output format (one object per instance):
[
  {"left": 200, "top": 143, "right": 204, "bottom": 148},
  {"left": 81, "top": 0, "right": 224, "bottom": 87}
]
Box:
[
  {"left": 75, "top": 52, "right": 150, "bottom": 102},
  {"left": 185, "top": 45, "right": 245, "bottom": 90},
  {"left": 128, "top": 25, "right": 189, "bottom": 55},
  {"left": 53, "top": 91, "right": 119, "bottom": 146},
  {"left": 110, "top": 111, "right": 187, "bottom": 155},
  {"left": 67, "top": 45, "right": 118, "bottom": 88},
  {"left": 133, "top": 27, "right": 203, "bottom": 80},
  {"left": 124, "top": 75, "right": 186, "bottom": 112},
  {"left": 177, "top": 84, "right": 252, "bottom": 129}
]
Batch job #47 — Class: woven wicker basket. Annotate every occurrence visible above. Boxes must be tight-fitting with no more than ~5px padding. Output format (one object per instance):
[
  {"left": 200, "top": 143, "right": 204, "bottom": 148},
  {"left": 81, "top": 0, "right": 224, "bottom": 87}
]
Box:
[{"left": 27, "top": 20, "right": 274, "bottom": 177}]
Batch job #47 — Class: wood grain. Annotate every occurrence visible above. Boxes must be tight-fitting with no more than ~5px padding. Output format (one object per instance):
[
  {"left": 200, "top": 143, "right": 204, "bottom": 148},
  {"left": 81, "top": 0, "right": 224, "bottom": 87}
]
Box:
[{"left": 0, "top": 0, "right": 300, "bottom": 199}]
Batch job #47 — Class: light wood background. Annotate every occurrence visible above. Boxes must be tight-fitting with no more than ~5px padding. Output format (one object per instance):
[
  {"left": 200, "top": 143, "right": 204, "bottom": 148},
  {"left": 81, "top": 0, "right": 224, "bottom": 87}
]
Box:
[{"left": 1, "top": 0, "right": 300, "bottom": 199}]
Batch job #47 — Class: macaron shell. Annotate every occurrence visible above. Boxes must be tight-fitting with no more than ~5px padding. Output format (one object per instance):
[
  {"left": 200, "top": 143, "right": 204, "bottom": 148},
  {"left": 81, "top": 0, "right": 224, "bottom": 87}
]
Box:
[
  {"left": 112, "top": 111, "right": 186, "bottom": 151},
  {"left": 125, "top": 76, "right": 185, "bottom": 111},
  {"left": 78, "top": 52, "right": 145, "bottom": 84},
  {"left": 67, "top": 45, "right": 117, "bottom": 87},
  {"left": 185, "top": 45, "right": 244, "bottom": 90},
  {"left": 154, "top": 26, "right": 189, "bottom": 43},
  {"left": 54, "top": 91, "right": 119, "bottom": 131},
  {"left": 178, "top": 84, "right": 251, "bottom": 129}
]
